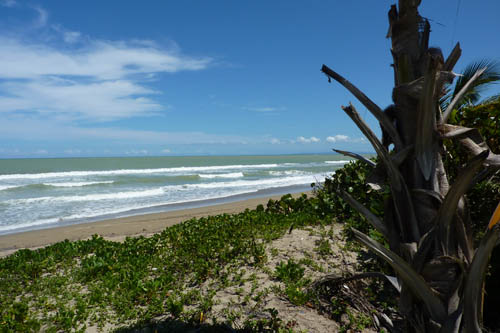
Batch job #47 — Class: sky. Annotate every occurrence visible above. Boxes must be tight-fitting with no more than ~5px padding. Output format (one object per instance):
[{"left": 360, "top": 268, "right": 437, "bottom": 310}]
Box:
[{"left": 0, "top": 0, "right": 499, "bottom": 158}]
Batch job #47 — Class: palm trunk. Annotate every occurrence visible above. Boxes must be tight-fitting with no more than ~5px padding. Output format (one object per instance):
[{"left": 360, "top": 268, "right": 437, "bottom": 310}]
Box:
[{"left": 321, "top": 1, "right": 500, "bottom": 331}]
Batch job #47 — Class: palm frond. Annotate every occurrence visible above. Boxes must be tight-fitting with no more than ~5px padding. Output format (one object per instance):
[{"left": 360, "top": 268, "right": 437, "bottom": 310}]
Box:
[
  {"left": 451, "top": 59, "right": 500, "bottom": 106},
  {"left": 479, "top": 93, "right": 500, "bottom": 105}
]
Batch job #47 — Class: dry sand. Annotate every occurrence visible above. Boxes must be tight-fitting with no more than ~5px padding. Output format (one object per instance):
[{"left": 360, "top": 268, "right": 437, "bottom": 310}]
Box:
[{"left": 0, "top": 192, "right": 310, "bottom": 257}]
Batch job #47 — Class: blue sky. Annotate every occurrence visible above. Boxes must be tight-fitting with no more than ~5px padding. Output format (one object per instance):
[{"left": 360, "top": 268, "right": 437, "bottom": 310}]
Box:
[{"left": 0, "top": 0, "right": 499, "bottom": 158}]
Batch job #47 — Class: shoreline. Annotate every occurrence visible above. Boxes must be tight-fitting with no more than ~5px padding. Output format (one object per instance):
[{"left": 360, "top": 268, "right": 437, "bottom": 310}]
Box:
[
  {"left": 0, "top": 190, "right": 311, "bottom": 258},
  {"left": 0, "top": 182, "right": 315, "bottom": 236}
]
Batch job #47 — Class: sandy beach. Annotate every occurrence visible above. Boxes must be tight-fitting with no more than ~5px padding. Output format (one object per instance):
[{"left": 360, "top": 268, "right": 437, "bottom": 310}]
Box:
[{"left": 0, "top": 191, "right": 310, "bottom": 257}]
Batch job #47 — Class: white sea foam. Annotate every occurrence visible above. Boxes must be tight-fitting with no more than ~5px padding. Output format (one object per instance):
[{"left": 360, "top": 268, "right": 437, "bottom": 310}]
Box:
[
  {"left": 167, "top": 174, "right": 326, "bottom": 191},
  {"left": 0, "top": 204, "right": 159, "bottom": 232},
  {"left": 43, "top": 181, "right": 114, "bottom": 187},
  {"left": 269, "top": 170, "right": 308, "bottom": 176},
  {"left": 0, "top": 164, "right": 279, "bottom": 180},
  {"left": 0, "top": 190, "right": 258, "bottom": 233},
  {"left": 9, "top": 188, "right": 165, "bottom": 204},
  {"left": 0, "top": 217, "right": 63, "bottom": 232},
  {"left": 199, "top": 172, "right": 244, "bottom": 179},
  {"left": 325, "top": 160, "right": 351, "bottom": 164},
  {"left": 9, "top": 173, "right": 322, "bottom": 205},
  {"left": 0, "top": 158, "right": 336, "bottom": 234},
  {"left": 0, "top": 181, "right": 113, "bottom": 191},
  {"left": 0, "top": 185, "right": 19, "bottom": 191}
]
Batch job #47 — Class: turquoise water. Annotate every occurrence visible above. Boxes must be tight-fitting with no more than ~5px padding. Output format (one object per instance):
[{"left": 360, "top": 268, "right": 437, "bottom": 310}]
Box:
[{"left": 0, "top": 154, "right": 352, "bottom": 234}]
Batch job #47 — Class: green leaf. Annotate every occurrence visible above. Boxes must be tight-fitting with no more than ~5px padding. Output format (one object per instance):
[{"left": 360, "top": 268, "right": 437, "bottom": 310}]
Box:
[
  {"left": 442, "top": 67, "right": 487, "bottom": 123},
  {"left": 463, "top": 227, "right": 500, "bottom": 333},
  {"left": 436, "top": 150, "right": 487, "bottom": 249},
  {"left": 452, "top": 59, "right": 500, "bottom": 106},
  {"left": 352, "top": 228, "right": 446, "bottom": 323},
  {"left": 340, "top": 190, "right": 389, "bottom": 240}
]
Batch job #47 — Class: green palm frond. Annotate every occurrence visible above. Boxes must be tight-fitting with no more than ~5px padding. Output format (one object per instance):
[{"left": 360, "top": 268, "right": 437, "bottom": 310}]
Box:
[
  {"left": 479, "top": 93, "right": 500, "bottom": 105},
  {"left": 447, "top": 59, "right": 500, "bottom": 108}
]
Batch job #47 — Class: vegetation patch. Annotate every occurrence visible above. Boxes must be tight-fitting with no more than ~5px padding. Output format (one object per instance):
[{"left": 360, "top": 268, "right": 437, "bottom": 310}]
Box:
[{"left": 0, "top": 193, "right": 348, "bottom": 332}]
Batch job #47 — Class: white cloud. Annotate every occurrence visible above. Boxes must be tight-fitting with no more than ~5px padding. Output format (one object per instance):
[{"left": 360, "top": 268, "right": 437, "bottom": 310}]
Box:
[
  {"left": 63, "top": 31, "right": 81, "bottom": 43},
  {"left": 0, "top": 20, "right": 211, "bottom": 122},
  {"left": 50, "top": 24, "right": 83, "bottom": 43},
  {"left": 0, "top": 117, "right": 252, "bottom": 144},
  {"left": 35, "top": 149, "right": 48, "bottom": 154},
  {"left": 243, "top": 106, "right": 285, "bottom": 112},
  {"left": 0, "top": 37, "right": 211, "bottom": 80},
  {"left": 161, "top": 148, "right": 171, "bottom": 153},
  {"left": 297, "top": 136, "right": 320, "bottom": 143},
  {"left": 0, "top": 147, "right": 19, "bottom": 154},
  {"left": 64, "top": 149, "right": 81, "bottom": 154},
  {"left": 126, "top": 149, "right": 149, "bottom": 155},
  {"left": 0, "top": 78, "right": 162, "bottom": 121},
  {"left": 32, "top": 6, "right": 48, "bottom": 27},
  {"left": 270, "top": 138, "right": 281, "bottom": 144},
  {"left": 0, "top": 5, "right": 260, "bottom": 152},
  {"left": 326, "top": 134, "right": 349, "bottom": 143},
  {"left": 1, "top": 0, "right": 17, "bottom": 7},
  {"left": 352, "top": 137, "right": 369, "bottom": 144}
]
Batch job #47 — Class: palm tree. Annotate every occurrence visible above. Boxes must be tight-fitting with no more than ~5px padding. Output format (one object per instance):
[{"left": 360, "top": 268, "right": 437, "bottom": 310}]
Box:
[{"left": 321, "top": 1, "right": 500, "bottom": 331}]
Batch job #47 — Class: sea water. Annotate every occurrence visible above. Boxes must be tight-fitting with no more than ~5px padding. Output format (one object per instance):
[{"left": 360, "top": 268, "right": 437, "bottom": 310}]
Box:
[{"left": 0, "top": 154, "right": 352, "bottom": 235}]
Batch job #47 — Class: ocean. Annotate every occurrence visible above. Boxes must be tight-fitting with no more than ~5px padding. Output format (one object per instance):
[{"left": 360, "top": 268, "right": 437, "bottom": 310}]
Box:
[{"left": 0, "top": 154, "right": 351, "bottom": 235}]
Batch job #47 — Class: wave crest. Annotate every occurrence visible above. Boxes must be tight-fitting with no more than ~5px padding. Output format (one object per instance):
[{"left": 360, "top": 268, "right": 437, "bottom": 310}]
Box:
[
  {"left": 199, "top": 172, "right": 244, "bottom": 179},
  {"left": 0, "top": 164, "right": 279, "bottom": 180}
]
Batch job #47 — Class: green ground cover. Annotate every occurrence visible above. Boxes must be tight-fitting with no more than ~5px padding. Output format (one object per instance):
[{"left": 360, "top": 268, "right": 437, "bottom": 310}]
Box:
[
  {"left": 0, "top": 193, "right": 336, "bottom": 332},
  {"left": 1, "top": 150, "right": 498, "bottom": 331}
]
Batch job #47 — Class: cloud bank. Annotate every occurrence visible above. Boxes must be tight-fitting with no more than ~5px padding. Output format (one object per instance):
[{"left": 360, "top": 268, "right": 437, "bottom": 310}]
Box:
[
  {"left": 297, "top": 136, "right": 320, "bottom": 143},
  {"left": 326, "top": 134, "right": 349, "bottom": 143},
  {"left": 0, "top": 37, "right": 211, "bottom": 121},
  {"left": 0, "top": 2, "right": 214, "bottom": 150}
]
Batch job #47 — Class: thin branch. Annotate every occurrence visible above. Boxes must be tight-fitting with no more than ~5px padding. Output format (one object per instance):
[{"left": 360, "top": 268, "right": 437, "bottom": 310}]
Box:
[
  {"left": 364, "top": 146, "right": 412, "bottom": 192},
  {"left": 310, "top": 271, "right": 390, "bottom": 290},
  {"left": 439, "top": 124, "right": 488, "bottom": 152},
  {"left": 334, "top": 145, "right": 411, "bottom": 170},
  {"left": 321, "top": 65, "right": 403, "bottom": 150},
  {"left": 486, "top": 153, "right": 500, "bottom": 167},
  {"left": 440, "top": 126, "right": 476, "bottom": 139},
  {"left": 439, "top": 123, "right": 500, "bottom": 166},
  {"left": 460, "top": 138, "right": 488, "bottom": 156},
  {"left": 332, "top": 149, "right": 376, "bottom": 167},
  {"left": 341, "top": 103, "right": 400, "bottom": 190},
  {"left": 340, "top": 190, "right": 389, "bottom": 239}
]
